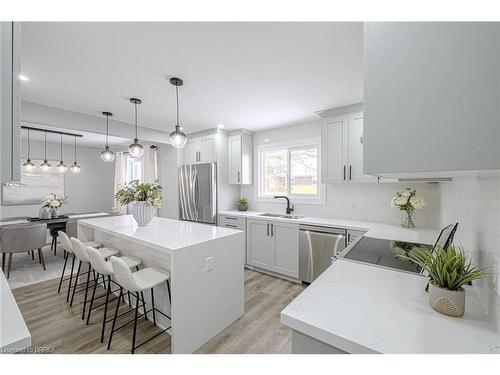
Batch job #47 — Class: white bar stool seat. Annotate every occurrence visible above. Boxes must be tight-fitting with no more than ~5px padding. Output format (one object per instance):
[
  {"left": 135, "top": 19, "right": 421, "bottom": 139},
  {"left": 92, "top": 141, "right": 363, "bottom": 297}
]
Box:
[
  {"left": 107, "top": 256, "right": 171, "bottom": 353},
  {"left": 57, "top": 230, "right": 102, "bottom": 298},
  {"left": 86, "top": 246, "right": 142, "bottom": 343}
]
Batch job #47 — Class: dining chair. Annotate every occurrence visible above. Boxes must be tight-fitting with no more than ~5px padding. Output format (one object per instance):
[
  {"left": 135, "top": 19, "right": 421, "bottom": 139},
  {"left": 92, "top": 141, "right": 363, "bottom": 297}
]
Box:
[{"left": 0, "top": 223, "right": 48, "bottom": 279}]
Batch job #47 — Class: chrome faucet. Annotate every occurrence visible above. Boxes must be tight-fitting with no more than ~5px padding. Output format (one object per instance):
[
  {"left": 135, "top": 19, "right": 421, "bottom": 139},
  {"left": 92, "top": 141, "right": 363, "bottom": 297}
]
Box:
[{"left": 274, "top": 196, "right": 294, "bottom": 214}]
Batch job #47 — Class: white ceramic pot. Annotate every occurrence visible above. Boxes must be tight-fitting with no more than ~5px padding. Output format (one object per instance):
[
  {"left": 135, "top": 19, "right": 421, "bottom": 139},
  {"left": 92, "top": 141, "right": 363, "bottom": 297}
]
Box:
[
  {"left": 131, "top": 201, "right": 156, "bottom": 226},
  {"left": 428, "top": 282, "right": 465, "bottom": 317}
]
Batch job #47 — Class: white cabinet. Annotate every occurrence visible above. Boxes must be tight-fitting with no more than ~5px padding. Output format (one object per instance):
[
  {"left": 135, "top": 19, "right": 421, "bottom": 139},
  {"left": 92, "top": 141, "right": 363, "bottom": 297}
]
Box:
[
  {"left": 247, "top": 219, "right": 271, "bottom": 270},
  {"left": 247, "top": 219, "right": 299, "bottom": 278},
  {"left": 319, "top": 105, "right": 376, "bottom": 184},
  {"left": 364, "top": 22, "right": 500, "bottom": 176},
  {"left": 182, "top": 134, "right": 219, "bottom": 164},
  {"left": 228, "top": 133, "right": 253, "bottom": 185},
  {"left": 1, "top": 22, "right": 21, "bottom": 182}
]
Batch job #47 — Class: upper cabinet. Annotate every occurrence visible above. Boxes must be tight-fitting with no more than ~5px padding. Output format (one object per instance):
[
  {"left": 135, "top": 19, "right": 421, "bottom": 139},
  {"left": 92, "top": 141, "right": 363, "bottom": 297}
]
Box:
[
  {"left": 228, "top": 133, "right": 253, "bottom": 185},
  {"left": 1, "top": 22, "right": 22, "bottom": 182},
  {"left": 319, "top": 104, "right": 377, "bottom": 184},
  {"left": 364, "top": 22, "right": 500, "bottom": 177},
  {"left": 182, "top": 134, "right": 219, "bottom": 164}
]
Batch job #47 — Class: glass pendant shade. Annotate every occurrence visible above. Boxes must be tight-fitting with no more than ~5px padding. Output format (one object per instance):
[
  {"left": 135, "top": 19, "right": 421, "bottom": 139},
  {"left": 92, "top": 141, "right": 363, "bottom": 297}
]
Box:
[
  {"left": 56, "top": 161, "right": 68, "bottom": 173},
  {"left": 40, "top": 160, "right": 52, "bottom": 172},
  {"left": 169, "top": 77, "right": 187, "bottom": 148},
  {"left": 100, "top": 146, "right": 115, "bottom": 162},
  {"left": 169, "top": 125, "right": 187, "bottom": 148},
  {"left": 22, "top": 159, "right": 36, "bottom": 172},
  {"left": 70, "top": 162, "right": 81, "bottom": 174},
  {"left": 128, "top": 139, "right": 145, "bottom": 158},
  {"left": 101, "top": 111, "right": 115, "bottom": 162}
]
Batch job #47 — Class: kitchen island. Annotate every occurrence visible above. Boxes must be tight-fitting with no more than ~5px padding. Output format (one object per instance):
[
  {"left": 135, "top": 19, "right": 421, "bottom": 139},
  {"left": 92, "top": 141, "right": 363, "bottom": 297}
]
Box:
[{"left": 78, "top": 215, "right": 244, "bottom": 354}]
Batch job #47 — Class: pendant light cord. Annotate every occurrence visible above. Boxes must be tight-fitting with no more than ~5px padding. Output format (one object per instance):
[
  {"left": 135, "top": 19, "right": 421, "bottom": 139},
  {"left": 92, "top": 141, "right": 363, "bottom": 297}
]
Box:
[
  {"left": 176, "top": 85, "right": 180, "bottom": 126},
  {"left": 134, "top": 102, "right": 138, "bottom": 139},
  {"left": 106, "top": 114, "right": 109, "bottom": 147},
  {"left": 44, "top": 131, "right": 47, "bottom": 160},
  {"left": 60, "top": 133, "right": 63, "bottom": 160},
  {"left": 27, "top": 128, "right": 31, "bottom": 159},
  {"left": 74, "top": 136, "right": 77, "bottom": 163}
]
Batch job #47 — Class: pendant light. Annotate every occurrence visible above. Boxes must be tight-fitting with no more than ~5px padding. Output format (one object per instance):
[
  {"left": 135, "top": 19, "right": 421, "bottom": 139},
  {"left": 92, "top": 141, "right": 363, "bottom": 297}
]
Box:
[
  {"left": 169, "top": 77, "right": 187, "bottom": 148},
  {"left": 22, "top": 128, "right": 36, "bottom": 172},
  {"left": 40, "top": 131, "right": 52, "bottom": 172},
  {"left": 128, "top": 98, "right": 144, "bottom": 158},
  {"left": 100, "top": 111, "right": 115, "bottom": 162},
  {"left": 56, "top": 133, "right": 68, "bottom": 173},
  {"left": 70, "top": 135, "right": 81, "bottom": 173}
]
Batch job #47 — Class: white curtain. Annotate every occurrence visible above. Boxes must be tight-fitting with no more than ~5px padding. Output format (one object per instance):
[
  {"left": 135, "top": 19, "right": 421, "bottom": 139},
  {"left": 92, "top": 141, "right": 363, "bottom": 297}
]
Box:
[
  {"left": 112, "top": 152, "right": 127, "bottom": 214},
  {"left": 142, "top": 145, "right": 158, "bottom": 183}
]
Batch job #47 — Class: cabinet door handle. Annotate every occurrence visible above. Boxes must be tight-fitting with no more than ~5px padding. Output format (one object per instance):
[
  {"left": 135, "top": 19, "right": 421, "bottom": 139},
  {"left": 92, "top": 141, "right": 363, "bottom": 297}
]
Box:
[
  {"left": 343, "top": 165, "right": 346, "bottom": 181},
  {"left": 197, "top": 151, "right": 201, "bottom": 162},
  {"left": 237, "top": 171, "right": 240, "bottom": 182},
  {"left": 267, "top": 223, "right": 270, "bottom": 236},
  {"left": 271, "top": 223, "right": 274, "bottom": 236},
  {"left": 349, "top": 165, "right": 352, "bottom": 181}
]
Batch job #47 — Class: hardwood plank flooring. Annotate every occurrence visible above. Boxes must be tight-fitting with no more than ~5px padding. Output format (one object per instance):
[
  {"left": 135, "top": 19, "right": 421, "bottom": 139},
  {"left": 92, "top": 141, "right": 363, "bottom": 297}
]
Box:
[{"left": 11, "top": 269, "right": 305, "bottom": 354}]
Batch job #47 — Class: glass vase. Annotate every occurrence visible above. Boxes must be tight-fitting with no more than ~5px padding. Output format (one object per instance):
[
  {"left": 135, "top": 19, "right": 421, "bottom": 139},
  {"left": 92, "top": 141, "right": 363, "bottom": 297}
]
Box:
[{"left": 401, "top": 209, "right": 415, "bottom": 228}]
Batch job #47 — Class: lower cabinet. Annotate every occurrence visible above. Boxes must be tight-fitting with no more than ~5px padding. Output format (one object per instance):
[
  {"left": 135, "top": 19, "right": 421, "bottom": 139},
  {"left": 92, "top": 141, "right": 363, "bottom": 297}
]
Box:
[{"left": 247, "top": 219, "right": 299, "bottom": 279}]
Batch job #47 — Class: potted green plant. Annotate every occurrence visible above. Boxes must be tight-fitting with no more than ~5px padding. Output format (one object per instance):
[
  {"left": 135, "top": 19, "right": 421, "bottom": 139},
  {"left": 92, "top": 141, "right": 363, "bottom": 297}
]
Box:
[
  {"left": 237, "top": 197, "right": 248, "bottom": 211},
  {"left": 398, "top": 244, "right": 488, "bottom": 317},
  {"left": 115, "top": 180, "right": 163, "bottom": 226}
]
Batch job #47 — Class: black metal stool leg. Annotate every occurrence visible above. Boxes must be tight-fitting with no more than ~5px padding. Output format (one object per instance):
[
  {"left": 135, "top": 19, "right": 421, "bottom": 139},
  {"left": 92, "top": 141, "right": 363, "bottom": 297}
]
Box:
[
  {"left": 66, "top": 254, "right": 76, "bottom": 302},
  {"left": 70, "top": 260, "right": 82, "bottom": 306},
  {"left": 131, "top": 292, "right": 140, "bottom": 354},
  {"left": 166, "top": 280, "right": 172, "bottom": 304},
  {"left": 150, "top": 288, "right": 156, "bottom": 325},
  {"left": 140, "top": 291, "right": 148, "bottom": 321},
  {"left": 107, "top": 287, "right": 123, "bottom": 350},
  {"left": 86, "top": 272, "right": 99, "bottom": 325},
  {"left": 81, "top": 263, "right": 92, "bottom": 320},
  {"left": 57, "top": 251, "right": 69, "bottom": 293},
  {"left": 100, "top": 275, "right": 112, "bottom": 342}
]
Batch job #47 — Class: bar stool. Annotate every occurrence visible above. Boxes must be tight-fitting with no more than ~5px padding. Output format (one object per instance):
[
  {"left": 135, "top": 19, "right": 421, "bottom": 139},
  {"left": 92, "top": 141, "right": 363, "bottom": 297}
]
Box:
[
  {"left": 85, "top": 246, "right": 142, "bottom": 342},
  {"left": 107, "top": 256, "right": 171, "bottom": 354},
  {"left": 69, "top": 237, "right": 118, "bottom": 320},
  {"left": 57, "top": 231, "right": 102, "bottom": 301}
]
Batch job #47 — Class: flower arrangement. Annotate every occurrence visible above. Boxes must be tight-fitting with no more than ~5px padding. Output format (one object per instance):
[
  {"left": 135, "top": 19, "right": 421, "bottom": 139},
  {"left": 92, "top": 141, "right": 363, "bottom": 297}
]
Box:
[
  {"left": 115, "top": 180, "right": 163, "bottom": 208},
  {"left": 391, "top": 188, "right": 426, "bottom": 228},
  {"left": 42, "top": 194, "right": 67, "bottom": 209},
  {"left": 397, "top": 244, "right": 488, "bottom": 317}
]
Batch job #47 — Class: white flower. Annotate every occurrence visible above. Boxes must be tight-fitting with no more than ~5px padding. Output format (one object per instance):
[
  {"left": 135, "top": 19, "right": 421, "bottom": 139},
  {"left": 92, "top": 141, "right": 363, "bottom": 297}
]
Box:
[
  {"left": 50, "top": 200, "right": 60, "bottom": 207},
  {"left": 410, "top": 195, "right": 426, "bottom": 209}
]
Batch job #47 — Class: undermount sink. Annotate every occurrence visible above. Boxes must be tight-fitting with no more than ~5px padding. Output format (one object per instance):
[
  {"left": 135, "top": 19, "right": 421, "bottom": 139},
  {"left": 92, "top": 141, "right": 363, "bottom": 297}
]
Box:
[{"left": 259, "top": 213, "right": 304, "bottom": 220}]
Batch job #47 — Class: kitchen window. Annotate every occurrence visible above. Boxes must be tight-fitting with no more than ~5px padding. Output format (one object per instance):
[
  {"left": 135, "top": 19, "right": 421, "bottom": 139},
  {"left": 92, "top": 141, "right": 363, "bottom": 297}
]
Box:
[
  {"left": 258, "top": 142, "right": 323, "bottom": 203},
  {"left": 126, "top": 155, "right": 143, "bottom": 183}
]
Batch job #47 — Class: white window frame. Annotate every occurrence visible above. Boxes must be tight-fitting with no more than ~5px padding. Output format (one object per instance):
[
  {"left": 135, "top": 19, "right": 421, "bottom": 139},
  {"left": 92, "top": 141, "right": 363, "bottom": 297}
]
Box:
[{"left": 256, "top": 138, "right": 326, "bottom": 205}]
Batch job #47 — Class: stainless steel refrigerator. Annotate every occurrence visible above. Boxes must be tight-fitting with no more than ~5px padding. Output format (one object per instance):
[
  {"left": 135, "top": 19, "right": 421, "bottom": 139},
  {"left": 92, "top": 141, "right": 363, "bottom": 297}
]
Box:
[{"left": 178, "top": 163, "right": 218, "bottom": 225}]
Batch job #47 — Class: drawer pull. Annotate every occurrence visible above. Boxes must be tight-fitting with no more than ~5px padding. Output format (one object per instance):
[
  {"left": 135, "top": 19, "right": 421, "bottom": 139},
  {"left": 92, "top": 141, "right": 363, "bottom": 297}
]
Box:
[
  {"left": 224, "top": 216, "right": 238, "bottom": 220},
  {"left": 225, "top": 224, "right": 238, "bottom": 228}
]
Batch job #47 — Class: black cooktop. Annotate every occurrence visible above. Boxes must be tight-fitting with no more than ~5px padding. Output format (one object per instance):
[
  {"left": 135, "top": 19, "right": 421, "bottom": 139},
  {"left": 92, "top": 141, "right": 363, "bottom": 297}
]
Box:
[{"left": 341, "top": 237, "right": 433, "bottom": 274}]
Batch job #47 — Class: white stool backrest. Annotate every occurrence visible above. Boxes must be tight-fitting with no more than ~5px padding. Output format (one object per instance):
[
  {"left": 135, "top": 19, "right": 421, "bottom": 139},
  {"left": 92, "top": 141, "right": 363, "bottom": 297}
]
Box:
[
  {"left": 58, "top": 231, "right": 73, "bottom": 253},
  {"left": 70, "top": 237, "right": 90, "bottom": 262},
  {"left": 86, "top": 246, "right": 113, "bottom": 276},
  {"left": 110, "top": 256, "right": 140, "bottom": 292}
]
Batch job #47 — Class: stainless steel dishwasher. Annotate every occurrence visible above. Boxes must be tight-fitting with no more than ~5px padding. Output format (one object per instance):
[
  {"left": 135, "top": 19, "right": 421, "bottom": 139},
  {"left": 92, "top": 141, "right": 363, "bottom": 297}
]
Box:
[{"left": 299, "top": 224, "right": 347, "bottom": 283}]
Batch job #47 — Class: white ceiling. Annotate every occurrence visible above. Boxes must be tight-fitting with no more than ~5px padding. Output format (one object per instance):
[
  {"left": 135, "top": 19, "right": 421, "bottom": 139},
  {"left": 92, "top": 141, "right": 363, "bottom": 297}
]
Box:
[{"left": 21, "top": 22, "right": 363, "bottom": 134}]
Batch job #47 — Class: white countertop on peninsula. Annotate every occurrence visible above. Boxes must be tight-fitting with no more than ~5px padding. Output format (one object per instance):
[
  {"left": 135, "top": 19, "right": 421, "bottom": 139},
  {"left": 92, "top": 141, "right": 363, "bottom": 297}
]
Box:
[
  {"left": 219, "top": 210, "right": 439, "bottom": 245},
  {"left": 79, "top": 215, "right": 242, "bottom": 251},
  {"left": 0, "top": 271, "right": 31, "bottom": 353},
  {"left": 281, "top": 259, "right": 500, "bottom": 354}
]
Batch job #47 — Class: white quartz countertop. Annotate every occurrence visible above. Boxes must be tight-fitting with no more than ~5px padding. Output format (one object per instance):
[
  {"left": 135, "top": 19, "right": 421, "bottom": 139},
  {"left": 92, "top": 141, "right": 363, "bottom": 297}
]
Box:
[
  {"left": 281, "top": 259, "right": 500, "bottom": 354},
  {"left": 0, "top": 270, "right": 31, "bottom": 353},
  {"left": 79, "top": 215, "right": 241, "bottom": 251},
  {"left": 219, "top": 210, "right": 439, "bottom": 245}
]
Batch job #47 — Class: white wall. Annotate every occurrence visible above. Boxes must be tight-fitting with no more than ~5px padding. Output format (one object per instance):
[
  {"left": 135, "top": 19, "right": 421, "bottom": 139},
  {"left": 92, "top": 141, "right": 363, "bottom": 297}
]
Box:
[
  {"left": 240, "top": 120, "right": 441, "bottom": 227},
  {"left": 157, "top": 145, "right": 180, "bottom": 220},
  {"left": 439, "top": 173, "right": 500, "bottom": 313},
  {"left": 0, "top": 140, "right": 114, "bottom": 218}
]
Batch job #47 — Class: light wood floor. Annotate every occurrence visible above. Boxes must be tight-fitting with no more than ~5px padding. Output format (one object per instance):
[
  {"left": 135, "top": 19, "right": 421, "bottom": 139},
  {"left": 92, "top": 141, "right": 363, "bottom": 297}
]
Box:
[{"left": 12, "top": 269, "right": 305, "bottom": 354}]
